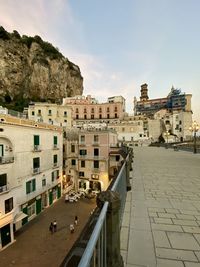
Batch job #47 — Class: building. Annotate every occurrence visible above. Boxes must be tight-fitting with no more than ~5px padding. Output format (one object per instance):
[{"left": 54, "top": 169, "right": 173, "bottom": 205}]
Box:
[
  {"left": 62, "top": 95, "right": 126, "bottom": 126},
  {"left": 63, "top": 127, "right": 125, "bottom": 193},
  {"left": 0, "top": 115, "right": 63, "bottom": 250},
  {"left": 27, "top": 102, "right": 72, "bottom": 128},
  {"left": 134, "top": 84, "right": 192, "bottom": 118},
  {"left": 107, "top": 115, "right": 149, "bottom": 145}
]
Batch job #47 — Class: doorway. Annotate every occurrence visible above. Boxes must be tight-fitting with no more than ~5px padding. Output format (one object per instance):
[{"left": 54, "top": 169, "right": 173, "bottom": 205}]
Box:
[{"left": 1, "top": 224, "right": 11, "bottom": 247}]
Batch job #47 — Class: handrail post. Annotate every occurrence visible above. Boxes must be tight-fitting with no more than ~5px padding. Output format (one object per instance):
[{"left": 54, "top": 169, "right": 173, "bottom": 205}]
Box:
[{"left": 97, "top": 191, "right": 124, "bottom": 267}]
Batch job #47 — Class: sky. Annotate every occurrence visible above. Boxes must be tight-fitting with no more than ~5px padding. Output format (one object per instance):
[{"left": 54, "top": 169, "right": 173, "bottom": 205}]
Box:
[{"left": 1, "top": 0, "right": 200, "bottom": 122}]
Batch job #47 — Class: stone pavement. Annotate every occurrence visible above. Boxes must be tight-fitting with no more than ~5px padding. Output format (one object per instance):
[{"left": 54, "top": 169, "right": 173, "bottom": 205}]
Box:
[
  {"left": 0, "top": 196, "right": 96, "bottom": 267},
  {"left": 121, "top": 147, "right": 200, "bottom": 267}
]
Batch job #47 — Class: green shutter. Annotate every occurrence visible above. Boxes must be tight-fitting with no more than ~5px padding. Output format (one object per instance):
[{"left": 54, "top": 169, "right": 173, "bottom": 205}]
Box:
[
  {"left": 34, "top": 135, "right": 40, "bottom": 145},
  {"left": 54, "top": 136, "right": 57, "bottom": 145},
  {"left": 57, "top": 186, "right": 61, "bottom": 199},
  {"left": 26, "top": 181, "right": 30, "bottom": 194},
  {"left": 36, "top": 198, "right": 42, "bottom": 214},
  {"left": 49, "top": 191, "right": 53, "bottom": 205},
  {"left": 22, "top": 207, "right": 28, "bottom": 225},
  {"left": 32, "top": 179, "right": 36, "bottom": 191}
]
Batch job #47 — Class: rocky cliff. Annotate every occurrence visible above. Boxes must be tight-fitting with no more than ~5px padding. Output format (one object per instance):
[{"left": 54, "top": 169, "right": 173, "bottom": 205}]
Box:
[{"left": 0, "top": 27, "right": 83, "bottom": 111}]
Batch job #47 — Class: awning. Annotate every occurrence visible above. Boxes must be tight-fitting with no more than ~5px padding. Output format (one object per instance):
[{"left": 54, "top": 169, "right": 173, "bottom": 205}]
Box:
[{"left": 14, "top": 212, "right": 28, "bottom": 223}]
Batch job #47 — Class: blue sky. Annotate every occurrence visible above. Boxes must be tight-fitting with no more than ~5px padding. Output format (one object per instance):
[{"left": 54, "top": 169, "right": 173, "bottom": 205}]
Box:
[{"left": 1, "top": 0, "right": 200, "bottom": 122}]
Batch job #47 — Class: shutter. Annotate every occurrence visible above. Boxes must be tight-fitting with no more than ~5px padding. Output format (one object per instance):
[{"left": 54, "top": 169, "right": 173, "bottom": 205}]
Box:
[
  {"left": 26, "top": 181, "right": 30, "bottom": 194},
  {"left": 32, "top": 179, "right": 36, "bottom": 191},
  {"left": 34, "top": 135, "right": 40, "bottom": 145}
]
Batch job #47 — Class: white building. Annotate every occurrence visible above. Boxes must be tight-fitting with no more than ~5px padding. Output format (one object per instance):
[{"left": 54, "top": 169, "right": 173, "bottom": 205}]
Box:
[
  {"left": 0, "top": 114, "right": 63, "bottom": 250},
  {"left": 27, "top": 102, "right": 72, "bottom": 129}
]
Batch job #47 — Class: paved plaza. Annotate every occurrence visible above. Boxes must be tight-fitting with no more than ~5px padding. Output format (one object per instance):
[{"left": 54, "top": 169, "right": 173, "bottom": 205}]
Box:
[
  {"left": 0, "top": 196, "right": 96, "bottom": 267},
  {"left": 121, "top": 146, "right": 200, "bottom": 267}
]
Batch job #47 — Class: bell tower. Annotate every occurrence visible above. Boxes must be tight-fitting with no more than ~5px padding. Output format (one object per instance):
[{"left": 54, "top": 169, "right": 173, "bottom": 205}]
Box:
[{"left": 140, "top": 83, "right": 149, "bottom": 101}]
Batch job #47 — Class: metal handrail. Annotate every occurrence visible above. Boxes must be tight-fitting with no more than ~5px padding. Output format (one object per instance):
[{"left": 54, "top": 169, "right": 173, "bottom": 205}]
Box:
[{"left": 78, "top": 201, "right": 109, "bottom": 267}]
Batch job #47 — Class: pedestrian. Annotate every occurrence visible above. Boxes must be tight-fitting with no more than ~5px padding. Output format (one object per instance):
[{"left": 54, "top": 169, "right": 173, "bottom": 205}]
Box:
[
  {"left": 53, "top": 220, "right": 57, "bottom": 232},
  {"left": 49, "top": 222, "right": 54, "bottom": 234},
  {"left": 74, "top": 215, "right": 78, "bottom": 225},
  {"left": 70, "top": 223, "right": 74, "bottom": 233}
]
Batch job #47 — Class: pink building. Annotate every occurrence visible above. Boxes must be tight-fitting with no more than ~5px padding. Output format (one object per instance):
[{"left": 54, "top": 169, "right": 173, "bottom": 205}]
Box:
[{"left": 62, "top": 95, "right": 126, "bottom": 124}]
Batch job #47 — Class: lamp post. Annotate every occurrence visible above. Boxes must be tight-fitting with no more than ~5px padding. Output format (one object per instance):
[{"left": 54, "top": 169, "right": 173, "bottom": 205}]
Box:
[
  {"left": 164, "top": 130, "right": 170, "bottom": 148},
  {"left": 189, "top": 121, "right": 199, "bottom": 154}
]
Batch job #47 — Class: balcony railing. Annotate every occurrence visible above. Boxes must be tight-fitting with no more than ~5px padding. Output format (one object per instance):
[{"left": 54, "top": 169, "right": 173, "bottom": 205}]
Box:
[
  {"left": 61, "top": 151, "right": 132, "bottom": 267},
  {"left": 33, "top": 145, "right": 41, "bottom": 152},
  {"left": 0, "top": 156, "right": 14, "bottom": 164},
  {"left": 53, "top": 144, "right": 59, "bottom": 150},
  {"left": 53, "top": 162, "right": 58, "bottom": 168},
  {"left": 32, "top": 167, "right": 40, "bottom": 174},
  {"left": 0, "top": 184, "right": 9, "bottom": 193}
]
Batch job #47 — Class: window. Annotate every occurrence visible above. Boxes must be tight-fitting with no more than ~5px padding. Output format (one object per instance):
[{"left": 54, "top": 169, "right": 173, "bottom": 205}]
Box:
[
  {"left": 131, "top": 137, "right": 134, "bottom": 141},
  {"left": 114, "top": 107, "right": 118, "bottom": 112},
  {"left": 52, "top": 172, "right": 55, "bottom": 182},
  {"left": 84, "top": 115, "right": 87, "bottom": 119},
  {"left": 5, "top": 197, "right": 13, "bottom": 213},
  {"left": 84, "top": 108, "right": 87, "bottom": 113},
  {"left": 107, "top": 107, "right": 109, "bottom": 112},
  {"left": 34, "top": 135, "right": 40, "bottom": 146},
  {"left": 115, "top": 113, "right": 117, "bottom": 118},
  {"left": 53, "top": 155, "right": 58, "bottom": 164},
  {"left": 91, "top": 108, "right": 94, "bottom": 113},
  {"left": 91, "top": 114, "right": 94, "bottom": 119},
  {"left": 179, "top": 120, "right": 182, "bottom": 125},
  {"left": 54, "top": 136, "right": 58, "bottom": 145},
  {"left": 76, "top": 108, "right": 79, "bottom": 113},
  {"left": 49, "top": 119, "right": 53, "bottom": 124},
  {"left": 81, "top": 160, "right": 85, "bottom": 168},
  {"left": 0, "top": 173, "right": 7, "bottom": 189},
  {"left": 76, "top": 114, "right": 79, "bottom": 119},
  {"left": 99, "top": 114, "right": 102, "bottom": 119},
  {"left": 71, "top": 159, "right": 76, "bottom": 166},
  {"left": 94, "top": 148, "right": 99, "bottom": 156},
  {"left": 42, "top": 178, "right": 46, "bottom": 187},
  {"left": 71, "top": 144, "right": 75, "bottom": 153},
  {"left": 107, "top": 114, "right": 110, "bottom": 119},
  {"left": 99, "top": 108, "right": 102, "bottom": 113},
  {"left": 94, "top": 135, "right": 99, "bottom": 142},
  {"left": 38, "top": 109, "right": 41, "bottom": 115},
  {"left": 80, "top": 149, "right": 87, "bottom": 155},
  {"left": 64, "top": 111, "right": 67, "bottom": 117},
  {"left": 26, "top": 179, "right": 36, "bottom": 194},
  {"left": 116, "top": 155, "right": 120, "bottom": 161},
  {"left": 79, "top": 172, "right": 84, "bottom": 177},
  {"left": 80, "top": 135, "right": 85, "bottom": 143},
  {"left": 32, "top": 111, "right": 35, "bottom": 116},
  {"left": 94, "top": 160, "right": 99, "bottom": 169},
  {"left": 179, "top": 128, "right": 182, "bottom": 132},
  {"left": 48, "top": 110, "right": 52, "bottom": 116},
  {"left": 33, "top": 157, "right": 40, "bottom": 172}
]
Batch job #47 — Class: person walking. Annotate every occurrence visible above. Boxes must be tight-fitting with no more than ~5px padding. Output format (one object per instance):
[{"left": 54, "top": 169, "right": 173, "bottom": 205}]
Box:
[
  {"left": 53, "top": 220, "right": 57, "bottom": 232},
  {"left": 49, "top": 222, "right": 54, "bottom": 234},
  {"left": 70, "top": 223, "right": 74, "bottom": 233},
  {"left": 74, "top": 215, "right": 78, "bottom": 225}
]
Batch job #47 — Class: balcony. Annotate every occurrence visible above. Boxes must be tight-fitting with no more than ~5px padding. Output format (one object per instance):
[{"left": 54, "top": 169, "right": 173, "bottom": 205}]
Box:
[
  {"left": 32, "top": 167, "right": 40, "bottom": 174},
  {"left": 33, "top": 145, "right": 41, "bottom": 152},
  {"left": 0, "top": 184, "right": 9, "bottom": 193},
  {"left": 53, "top": 144, "right": 59, "bottom": 150},
  {"left": 92, "top": 141, "right": 99, "bottom": 146},
  {"left": 0, "top": 156, "right": 14, "bottom": 164},
  {"left": 79, "top": 142, "right": 85, "bottom": 146},
  {"left": 53, "top": 162, "right": 58, "bottom": 168}
]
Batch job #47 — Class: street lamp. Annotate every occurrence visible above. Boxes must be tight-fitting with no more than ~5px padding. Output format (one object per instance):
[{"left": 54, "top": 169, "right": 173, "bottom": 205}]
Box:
[
  {"left": 164, "top": 130, "right": 170, "bottom": 148},
  {"left": 189, "top": 121, "right": 199, "bottom": 154}
]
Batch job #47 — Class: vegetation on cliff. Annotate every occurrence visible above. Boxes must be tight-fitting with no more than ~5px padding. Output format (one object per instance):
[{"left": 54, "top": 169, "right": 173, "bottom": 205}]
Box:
[{"left": 0, "top": 26, "right": 83, "bottom": 111}]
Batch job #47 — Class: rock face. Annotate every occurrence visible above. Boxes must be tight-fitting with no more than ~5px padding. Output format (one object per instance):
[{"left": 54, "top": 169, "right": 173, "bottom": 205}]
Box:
[{"left": 0, "top": 27, "right": 83, "bottom": 110}]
